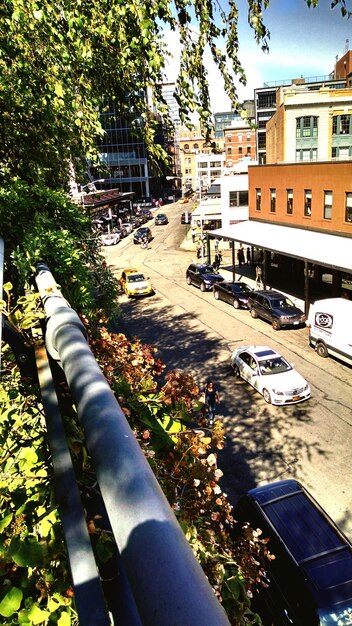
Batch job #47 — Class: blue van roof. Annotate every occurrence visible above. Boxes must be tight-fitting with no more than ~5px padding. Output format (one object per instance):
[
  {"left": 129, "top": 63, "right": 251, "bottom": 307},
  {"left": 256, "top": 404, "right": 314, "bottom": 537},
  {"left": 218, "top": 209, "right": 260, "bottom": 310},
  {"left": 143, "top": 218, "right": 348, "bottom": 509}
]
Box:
[{"left": 248, "top": 480, "right": 352, "bottom": 611}]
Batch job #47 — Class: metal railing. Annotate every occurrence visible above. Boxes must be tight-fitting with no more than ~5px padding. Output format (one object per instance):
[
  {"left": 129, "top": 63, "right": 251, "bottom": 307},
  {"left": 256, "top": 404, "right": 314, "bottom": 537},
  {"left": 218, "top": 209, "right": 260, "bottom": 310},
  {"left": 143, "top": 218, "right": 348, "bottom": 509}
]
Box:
[{"left": 35, "top": 262, "right": 230, "bottom": 626}]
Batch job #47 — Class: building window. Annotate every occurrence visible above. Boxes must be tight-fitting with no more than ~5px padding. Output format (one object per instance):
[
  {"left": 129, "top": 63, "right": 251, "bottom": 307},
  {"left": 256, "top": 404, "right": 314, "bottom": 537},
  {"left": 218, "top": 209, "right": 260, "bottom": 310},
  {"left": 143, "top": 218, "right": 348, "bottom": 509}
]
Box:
[
  {"left": 246, "top": 133, "right": 251, "bottom": 141},
  {"left": 324, "top": 191, "right": 332, "bottom": 220},
  {"left": 227, "top": 136, "right": 232, "bottom": 142},
  {"left": 239, "top": 191, "right": 248, "bottom": 206},
  {"left": 238, "top": 146, "right": 243, "bottom": 154},
  {"left": 270, "top": 189, "right": 276, "bottom": 213},
  {"left": 227, "top": 147, "right": 232, "bottom": 155},
  {"left": 193, "top": 143, "right": 199, "bottom": 151},
  {"left": 256, "top": 189, "right": 261, "bottom": 211},
  {"left": 238, "top": 134, "right": 242, "bottom": 142},
  {"left": 258, "top": 133, "right": 266, "bottom": 149},
  {"left": 246, "top": 146, "right": 251, "bottom": 154},
  {"left": 346, "top": 192, "right": 352, "bottom": 222},
  {"left": 184, "top": 144, "right": 190, "bottom": 152},
  {"left": 304, "top": 189, "right": 312, "bottom": 216},
  {"left": 210, "top": 161, "right": 221, "bottom": 167},
  {"left": 229, "top": 191, "right": 237, "bottom": 207},
  {"left": 332, "top": 114, "right": 352, "bottom": 135},
  {"left": 287, "top": 189, "right": 293, "bottom": 215},
  {"left": 296, "top": 116, "right": 318, "bottom": 138}
]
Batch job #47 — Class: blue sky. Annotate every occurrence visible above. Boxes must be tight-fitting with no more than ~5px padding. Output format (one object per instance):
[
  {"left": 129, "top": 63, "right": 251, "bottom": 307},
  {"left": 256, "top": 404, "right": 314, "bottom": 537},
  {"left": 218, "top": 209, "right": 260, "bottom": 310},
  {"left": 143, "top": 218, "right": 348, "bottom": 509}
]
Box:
[{"left": 163, "top": 0, "right": 351, "bottom": 111}]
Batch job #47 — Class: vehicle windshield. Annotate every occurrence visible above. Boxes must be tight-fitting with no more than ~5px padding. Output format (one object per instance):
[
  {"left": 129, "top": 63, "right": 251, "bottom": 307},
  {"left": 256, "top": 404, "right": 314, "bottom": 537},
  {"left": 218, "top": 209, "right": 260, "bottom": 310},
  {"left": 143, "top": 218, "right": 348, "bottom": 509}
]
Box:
[
  {"left": 202, "top": 266, "right": 216, "bottom": 274},
  {"left": 272, "top": 298, "right": 295, "bottom": 309},
  {"left": 128, "top": 274, "right": 145, "bottom": 283},
  {"left": 236, "top": 284, "right": 252, "bottom": 293},
  {"left": 259, "top": 356, "right": 292, "bottom": 375},
  {"left": 318, "top": 605, "right": 352, "bottom": 624}
]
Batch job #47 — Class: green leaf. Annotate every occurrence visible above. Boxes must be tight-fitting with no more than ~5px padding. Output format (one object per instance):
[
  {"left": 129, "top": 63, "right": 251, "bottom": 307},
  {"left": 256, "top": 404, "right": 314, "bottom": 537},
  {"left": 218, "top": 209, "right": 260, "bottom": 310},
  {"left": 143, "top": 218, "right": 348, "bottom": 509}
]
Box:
[
  {"left": 27, "top": 603, "right": 50, "bottom": 625},
  {"left": 0, "top": 511, "right": 13, "bottom": 532},
  {"left": 0, "top": 586, "right": 23, "bottom": 618},
  {"left": 58, "top": 611, "right": 71, "bottom": 626}
]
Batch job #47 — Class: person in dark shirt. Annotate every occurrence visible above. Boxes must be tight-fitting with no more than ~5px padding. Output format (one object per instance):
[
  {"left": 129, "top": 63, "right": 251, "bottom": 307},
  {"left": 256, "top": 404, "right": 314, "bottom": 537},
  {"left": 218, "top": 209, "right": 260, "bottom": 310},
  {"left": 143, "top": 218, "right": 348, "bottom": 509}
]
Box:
[{"left": 204, "top": 380, "right": 220, "bottom": 426}]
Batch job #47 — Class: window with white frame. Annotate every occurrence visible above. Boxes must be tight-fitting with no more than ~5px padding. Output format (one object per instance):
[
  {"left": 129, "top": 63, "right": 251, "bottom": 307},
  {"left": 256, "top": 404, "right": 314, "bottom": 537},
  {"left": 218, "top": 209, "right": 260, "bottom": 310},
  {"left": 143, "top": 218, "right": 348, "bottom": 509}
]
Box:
[
  {"left": 345, "top": 192, "right": 352, "bottom": 222},
  {"left": 324, "top": 191, "right": 332, "bottom": 220},
  {"left": 256, "top": 189, "right": 261, "bottom": 211},
  {"left": 287, "top": 189, "right": 293, "bottom": 215},
  {"left": 270, "top": 189, "right": 276, "bottom": 213},
  {"left": 304, "top": 190, "right": 312, "bottom": 216}
]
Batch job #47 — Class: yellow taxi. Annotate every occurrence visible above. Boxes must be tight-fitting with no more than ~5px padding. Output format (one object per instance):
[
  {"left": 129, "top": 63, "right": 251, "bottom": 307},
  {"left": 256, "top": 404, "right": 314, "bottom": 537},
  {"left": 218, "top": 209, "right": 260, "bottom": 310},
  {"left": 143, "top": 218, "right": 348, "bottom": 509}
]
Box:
[
  {"left": 119, "top": 268, "right": 154, "bottom": 297},
  {"left": 179, "top": 197, "right": 189, "bottom": 204}
]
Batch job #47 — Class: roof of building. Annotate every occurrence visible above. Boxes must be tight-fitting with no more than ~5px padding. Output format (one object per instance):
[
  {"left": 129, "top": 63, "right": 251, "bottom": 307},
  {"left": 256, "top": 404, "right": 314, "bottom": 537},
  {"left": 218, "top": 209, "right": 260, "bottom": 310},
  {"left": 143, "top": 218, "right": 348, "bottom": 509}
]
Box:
[{"left": 210, "top": 220, "right": 352, "bottom": 273}]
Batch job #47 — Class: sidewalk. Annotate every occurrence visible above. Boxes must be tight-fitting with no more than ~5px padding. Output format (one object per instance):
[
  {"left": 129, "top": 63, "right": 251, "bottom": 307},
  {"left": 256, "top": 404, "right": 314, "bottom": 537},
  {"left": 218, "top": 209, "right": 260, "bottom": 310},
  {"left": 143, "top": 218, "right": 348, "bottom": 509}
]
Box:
[{"left": 180, "top": 228, "right": 305, "bottom": 310}]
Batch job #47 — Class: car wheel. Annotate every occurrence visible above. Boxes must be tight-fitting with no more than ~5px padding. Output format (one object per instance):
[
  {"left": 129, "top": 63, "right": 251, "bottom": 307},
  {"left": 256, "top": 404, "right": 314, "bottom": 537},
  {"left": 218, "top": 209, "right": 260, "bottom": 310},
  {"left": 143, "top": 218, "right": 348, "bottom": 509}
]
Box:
[
  {"left": 232, "top": 364, "right": 240, "bottom": 378},
  {"left": 186, "top": 275, "right": 192, "bottom": 285},
  {"left": 272, "top": 318, "right": 281, "bottom": 331},
  {"left": 233, "top": 299, "right": 240, "bottom": 309},
  {"left": 200, "top": 282, "right": 206, "bottom": 292},
  {"left": 262, "top": 388, "right": 272, "bottom": 404},
  {"left": 250, "top": 307, "right": 258, "bottom": 318},
  {"left": 214, "top": 290, "right": 220, "bottom": 300},
  {"left": 316, "top": 342, "right": 328, "bottom": 358}
]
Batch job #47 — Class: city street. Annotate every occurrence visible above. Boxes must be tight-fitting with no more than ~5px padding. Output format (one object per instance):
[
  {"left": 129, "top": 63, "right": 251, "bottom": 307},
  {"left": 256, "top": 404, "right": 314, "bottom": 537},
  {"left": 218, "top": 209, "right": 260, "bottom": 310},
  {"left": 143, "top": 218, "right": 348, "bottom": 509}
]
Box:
[{"left": 103, "top": 201, "right": 352, "bottom": 540}]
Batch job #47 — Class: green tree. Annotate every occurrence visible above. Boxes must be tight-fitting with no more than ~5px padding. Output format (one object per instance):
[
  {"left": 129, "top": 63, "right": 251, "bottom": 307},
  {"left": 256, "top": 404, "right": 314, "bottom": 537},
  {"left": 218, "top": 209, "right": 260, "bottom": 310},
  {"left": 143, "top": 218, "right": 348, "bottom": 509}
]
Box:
[{"left": 0, "top": 0, "right": 348, "bottom": 188}]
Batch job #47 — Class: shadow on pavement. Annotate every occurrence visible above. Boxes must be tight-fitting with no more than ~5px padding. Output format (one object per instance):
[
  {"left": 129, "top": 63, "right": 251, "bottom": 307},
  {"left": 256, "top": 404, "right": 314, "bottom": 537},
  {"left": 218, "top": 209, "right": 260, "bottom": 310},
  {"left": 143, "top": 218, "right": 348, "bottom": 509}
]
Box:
[{"left": 110, "top": 296, "right": 321, "bottom": 513}]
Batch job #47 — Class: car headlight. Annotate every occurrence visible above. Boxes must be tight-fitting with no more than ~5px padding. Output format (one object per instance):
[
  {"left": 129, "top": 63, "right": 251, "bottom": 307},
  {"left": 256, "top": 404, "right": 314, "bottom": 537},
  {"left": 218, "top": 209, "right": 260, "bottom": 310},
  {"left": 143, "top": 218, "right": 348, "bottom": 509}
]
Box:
[
  {"left": 303, "top": 383, "right": 309, "bottom": 391},
  {"left": 272, "top": 389, "right": 285, "bottom": 396},
  {"left": 204, "top": 279, "right": 211, "bottom": 284}
]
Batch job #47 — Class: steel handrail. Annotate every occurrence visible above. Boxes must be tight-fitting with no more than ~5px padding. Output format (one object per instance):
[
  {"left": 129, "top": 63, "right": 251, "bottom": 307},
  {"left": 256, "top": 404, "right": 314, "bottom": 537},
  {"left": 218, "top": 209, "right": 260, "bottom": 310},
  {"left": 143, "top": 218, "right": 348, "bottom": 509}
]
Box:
[{"left": 35, "top": 262, "right": 230, "bottom": 626}]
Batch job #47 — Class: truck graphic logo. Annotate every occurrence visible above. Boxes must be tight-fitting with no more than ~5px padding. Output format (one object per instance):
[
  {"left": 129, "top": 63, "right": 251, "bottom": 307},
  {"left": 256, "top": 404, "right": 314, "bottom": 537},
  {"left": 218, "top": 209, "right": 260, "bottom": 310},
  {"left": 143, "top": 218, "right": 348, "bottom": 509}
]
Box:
[{"left": 315, "top": 312, "right": 333, "bottom": 329}]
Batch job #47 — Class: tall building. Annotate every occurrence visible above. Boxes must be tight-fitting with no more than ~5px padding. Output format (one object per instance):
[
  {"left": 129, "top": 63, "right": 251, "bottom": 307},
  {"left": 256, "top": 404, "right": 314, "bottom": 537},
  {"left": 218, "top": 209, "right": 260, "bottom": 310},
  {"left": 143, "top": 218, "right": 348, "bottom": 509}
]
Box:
[
  {"left": 266, "top": 84, "right": 352, "bottom": 163},
  {"left": 254, "top": 53, "right": 348, "bottom": 164},
  {"left": 224, "top": 121, "right": 256, "bottom": 168},
  {"left": 88, "top": 101, "right": 151, "bottom": 199},
  {"left": 160, "top": 82, "right": 181, "bottom": 128}
]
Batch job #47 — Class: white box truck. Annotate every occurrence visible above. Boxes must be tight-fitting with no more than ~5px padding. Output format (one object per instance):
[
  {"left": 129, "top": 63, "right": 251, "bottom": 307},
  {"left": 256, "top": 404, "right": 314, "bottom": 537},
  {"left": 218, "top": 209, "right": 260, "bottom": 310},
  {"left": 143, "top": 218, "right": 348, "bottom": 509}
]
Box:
[{"left": 307, "top": 297, "right": 352, "bottom": 366}]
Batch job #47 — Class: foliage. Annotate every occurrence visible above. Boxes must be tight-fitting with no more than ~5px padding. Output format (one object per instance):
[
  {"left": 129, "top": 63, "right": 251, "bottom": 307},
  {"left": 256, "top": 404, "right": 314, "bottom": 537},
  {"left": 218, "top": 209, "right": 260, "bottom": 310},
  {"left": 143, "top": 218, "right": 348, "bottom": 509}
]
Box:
[
  {"left": 0, "top": 182, "right": 119, "bottom": 318},
  {"left": 1, "top": 296, "right": 272, "bottom": 624},
  {"left": 0, "top": 365, "right": 77, "bottom": 625},
  {"left": 0, "top": 0, "right": 347, "bottom": 187}
]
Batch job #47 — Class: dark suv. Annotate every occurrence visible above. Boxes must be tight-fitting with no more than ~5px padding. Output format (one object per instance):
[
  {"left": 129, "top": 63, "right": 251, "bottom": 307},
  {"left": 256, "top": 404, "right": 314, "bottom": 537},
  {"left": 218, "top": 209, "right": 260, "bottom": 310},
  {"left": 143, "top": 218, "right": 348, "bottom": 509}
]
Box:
[
  {"left": 248, "top": 290, "right": 306, "bottom": 330},
  {"left": 234, "top": 480, "right": 352, "bottom": 626},
  {"left": 186, "top": 263, "right": 224, "bottom": 292}
]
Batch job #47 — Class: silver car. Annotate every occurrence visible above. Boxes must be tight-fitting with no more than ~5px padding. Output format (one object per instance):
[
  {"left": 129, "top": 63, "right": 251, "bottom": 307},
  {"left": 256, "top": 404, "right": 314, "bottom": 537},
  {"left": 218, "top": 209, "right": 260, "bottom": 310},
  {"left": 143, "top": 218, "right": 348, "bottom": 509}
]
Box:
[{"left": 230, "top": 345, "right": 310, "bottom": 405}]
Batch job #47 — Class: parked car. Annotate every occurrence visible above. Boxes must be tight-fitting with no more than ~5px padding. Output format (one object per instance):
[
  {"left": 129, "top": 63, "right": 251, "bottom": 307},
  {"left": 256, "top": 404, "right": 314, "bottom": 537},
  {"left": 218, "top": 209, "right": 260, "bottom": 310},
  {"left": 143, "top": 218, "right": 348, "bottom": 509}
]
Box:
[
  {"left": 129, "top": 215, "right": 142, "bottom": 229},
  {"left": 100, "top": 232, "right": 121, "bottom": 246},
  {"left": 140, "top": 208, "right": 153, "bottom": 221},
  {"left": 186, "top": 263, "right": 225, "bottom": 292},
  {"left": 234, "top": 479, "right": 352, "bottom": 626},
  {"left": 179, "top": 197, "right": 189, "bottom": 204},
  {"left": 133, "top": 227, "right": 152, "bottom": 244},
  {"left": 119, "top": 268, "right": 154, "bottom": 297},
  {"left": 121, "top": 222, "right": 133, "bottom": 235},
  {"left": 230, "top": 345, "right": 310, "bottom": 405},
  {"left": 213, "top": 281, "right": 252, "bottom": 309},
  {"left": 248, "top": 290, "right": 306, "bottom": 330},
  {"left": 155, "top": 213, "right": 169, "bottom": 225}
]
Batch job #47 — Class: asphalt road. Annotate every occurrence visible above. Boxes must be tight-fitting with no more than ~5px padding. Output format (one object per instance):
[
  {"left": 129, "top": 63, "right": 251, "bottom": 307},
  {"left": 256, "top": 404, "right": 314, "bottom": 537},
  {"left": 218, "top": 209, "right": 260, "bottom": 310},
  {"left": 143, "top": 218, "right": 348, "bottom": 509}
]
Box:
[{"left": 102, "top": 202, "right": 352, "bottom": 540}]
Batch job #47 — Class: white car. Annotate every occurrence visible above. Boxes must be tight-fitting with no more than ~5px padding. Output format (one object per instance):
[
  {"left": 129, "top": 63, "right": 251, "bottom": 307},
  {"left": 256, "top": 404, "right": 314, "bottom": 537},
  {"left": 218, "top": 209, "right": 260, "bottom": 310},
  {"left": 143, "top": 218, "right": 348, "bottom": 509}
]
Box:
[
  {"left": 122, "top": 222, "right": 133, "bottom": 235},
  {"left": 230, "top": 345, "right": 310, "bottom": 405},
  {"left": 100, "top": 232, "right": 120, "bottom": 246}
]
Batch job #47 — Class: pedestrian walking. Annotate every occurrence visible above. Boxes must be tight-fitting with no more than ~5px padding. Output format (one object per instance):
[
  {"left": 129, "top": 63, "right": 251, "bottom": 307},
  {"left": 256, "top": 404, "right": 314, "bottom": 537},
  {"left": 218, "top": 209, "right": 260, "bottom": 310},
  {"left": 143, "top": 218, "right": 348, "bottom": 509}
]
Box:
[
  {"left": 192, "top": 226, "right": 196, "bottom": 243},
  {"left": 214, "top": 237, "right": 219, "bottom": 253},
  {"left": 256, "top": 263, "right": 263, "bottom": 286},
  {"left": 246, "top": 247, "right": 251, "bottom": 265},
  {"left": 196, "top": 241, "right": 202, "bottom": 259},
  {"left": 204, "top": 380, "right": 220, "bottom": 427}
]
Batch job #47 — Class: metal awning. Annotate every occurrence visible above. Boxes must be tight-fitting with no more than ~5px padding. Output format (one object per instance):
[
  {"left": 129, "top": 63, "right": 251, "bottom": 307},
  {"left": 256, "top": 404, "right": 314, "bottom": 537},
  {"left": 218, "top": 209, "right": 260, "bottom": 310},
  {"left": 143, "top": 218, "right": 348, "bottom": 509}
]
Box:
[{"left": 211, "top": 220, "right": 352, "bottom": 273}]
